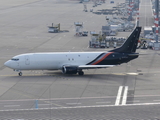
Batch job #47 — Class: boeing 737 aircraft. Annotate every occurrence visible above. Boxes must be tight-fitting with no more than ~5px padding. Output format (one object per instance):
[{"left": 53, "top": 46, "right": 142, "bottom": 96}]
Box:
[{"left": 4, "top": 27, "right": 141, "bottom": 76}]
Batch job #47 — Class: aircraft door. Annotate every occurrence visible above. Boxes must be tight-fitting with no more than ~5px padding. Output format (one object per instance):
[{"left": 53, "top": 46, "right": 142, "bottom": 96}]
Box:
[
  {"left": 25, "top": 56, "right": 30, "bottom": 65},
  {"left": 16, "top": 59, "right": 20, "bottom": 68}
]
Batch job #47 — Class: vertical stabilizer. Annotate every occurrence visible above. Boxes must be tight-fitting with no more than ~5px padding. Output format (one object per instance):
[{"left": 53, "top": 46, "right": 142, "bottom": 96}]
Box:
[{"left": 110, "top": 27, "right": 141, "bottom": 53}]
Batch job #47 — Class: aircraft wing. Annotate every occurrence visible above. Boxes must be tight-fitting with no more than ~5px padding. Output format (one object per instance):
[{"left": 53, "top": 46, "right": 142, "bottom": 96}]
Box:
[{"left": 78, "top": 65, "right": 115, "bottom": 69}]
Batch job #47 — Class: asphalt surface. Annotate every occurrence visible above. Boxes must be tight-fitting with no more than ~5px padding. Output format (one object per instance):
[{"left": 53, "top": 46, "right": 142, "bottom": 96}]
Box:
[
  {"left": 139, "top": 0, "right": 153, "bottom": 27},
  {"left": 0, "top": 104, "right": 160, "bottom": 119},
  {"left": 0, "top": 0, "right": 160, "bottom": 119}
]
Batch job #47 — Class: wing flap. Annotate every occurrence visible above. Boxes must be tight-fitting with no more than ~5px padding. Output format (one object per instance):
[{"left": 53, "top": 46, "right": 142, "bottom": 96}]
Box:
[{"left": 78, "top": 65, "right": 115, "bottom": 69}]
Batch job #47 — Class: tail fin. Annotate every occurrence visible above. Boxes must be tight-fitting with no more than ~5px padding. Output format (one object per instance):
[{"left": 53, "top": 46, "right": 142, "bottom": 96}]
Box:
[{"left": 110, "top": 27, "right": 141, "bottom": 53}]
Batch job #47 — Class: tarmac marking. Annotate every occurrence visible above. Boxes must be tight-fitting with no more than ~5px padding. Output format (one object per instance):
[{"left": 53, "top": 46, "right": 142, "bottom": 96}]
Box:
[
  {"left": 0, "top": 96, "right": 117, "bottom": 102},
  {"left": 153, "top": 100, "right": 160, "bottom": 102},
  {"left": 0, "top": 72, "right": 141, "bottom": 77},
  {"left": 122, "top": 86, "right": 128, "bottom": 105},
  {"left": 126, "top": 73, "right": 139, "bottom": 75},
  {"left": 115, "top": 86, "right": 123, "bottom": 105},
  {"left": 2, "top": 102, "right": 160, "bottom": 112},
  {"left": 66, "top": 103, "right": 81, "bottom": 105},
  {"left": 4, "top": 105, "right": 20, "bottom": 107},
  {"left": 0, "top": 74, "right": 19, "bottom": 77},
  {"left": 127, "top": 100, "right": 140, "bottom": 103},
  {"left": 0, "top": 74, "right": 56, "bottom": 77},
  {"left": 115, "top": 86, "right": 129, "bottom": 105},
  {"left": 149, "top": 0, "right": 153, "bottom": 17},
  {"left": 96, "top": 101, "right": 111, "bottom": 104},
  {"left": 38, "top": 104, "right": 50, "bottom": 106},
  {"left": 43, "top": 100, "right": 64, "bottom": 107}
]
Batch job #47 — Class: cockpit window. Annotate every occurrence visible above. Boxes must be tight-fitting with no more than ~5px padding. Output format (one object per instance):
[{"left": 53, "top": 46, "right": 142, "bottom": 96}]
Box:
[{"left": 11, "top": 58, "right": 19, "bottom": 61}]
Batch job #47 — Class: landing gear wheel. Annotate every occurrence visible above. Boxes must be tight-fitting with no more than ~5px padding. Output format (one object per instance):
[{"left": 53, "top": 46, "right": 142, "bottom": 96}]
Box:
[
  {"left": 78, "top": 71, "right": 84, "bottom": 76},
  {"left": 18, "top": 72, "right": 22, "bottom": 76}
]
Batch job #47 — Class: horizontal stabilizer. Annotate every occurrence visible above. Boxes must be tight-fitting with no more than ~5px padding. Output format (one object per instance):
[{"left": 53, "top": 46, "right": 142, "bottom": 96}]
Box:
[
  {"left": 128, "top": 53, "right": 149, "bottom": 56},
  {"left": 128, "top": 53, "right": 139, "bottom": 56}
]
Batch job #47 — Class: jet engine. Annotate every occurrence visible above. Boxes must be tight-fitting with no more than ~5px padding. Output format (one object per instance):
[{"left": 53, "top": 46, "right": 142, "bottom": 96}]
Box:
[{"left": 62, "top": 66, "right": 78, "bottom": 74}]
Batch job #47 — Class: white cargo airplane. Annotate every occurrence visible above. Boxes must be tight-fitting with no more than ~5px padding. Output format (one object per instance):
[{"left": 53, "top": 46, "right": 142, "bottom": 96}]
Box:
[{"left": 4, "top": 27, "right": 141, "bottom": 76}]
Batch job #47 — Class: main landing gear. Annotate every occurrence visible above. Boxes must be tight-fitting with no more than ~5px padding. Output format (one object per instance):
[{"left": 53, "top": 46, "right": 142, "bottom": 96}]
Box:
[
  {"left": 78, "top": 71, "right": 84, "bottom": 75},
  {"left": 18, "top": 72, "right": 22, "bottom": 76}
]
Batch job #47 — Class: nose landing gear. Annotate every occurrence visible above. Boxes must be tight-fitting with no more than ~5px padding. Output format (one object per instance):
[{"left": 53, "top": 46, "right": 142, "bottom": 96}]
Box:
[{"left": 14, "top": 69, "right": 22, "bottom": 76}]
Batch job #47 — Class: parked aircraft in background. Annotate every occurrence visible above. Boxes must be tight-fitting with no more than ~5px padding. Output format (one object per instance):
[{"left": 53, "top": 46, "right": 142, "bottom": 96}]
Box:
[{"left": 4, "top": 27, "right": 141, "bottom": 76}]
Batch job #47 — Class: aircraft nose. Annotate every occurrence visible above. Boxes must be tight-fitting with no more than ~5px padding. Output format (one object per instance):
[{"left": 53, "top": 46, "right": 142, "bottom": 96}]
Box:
[{"left": 4, "top": 60, "right": 11, "bottom": 68}]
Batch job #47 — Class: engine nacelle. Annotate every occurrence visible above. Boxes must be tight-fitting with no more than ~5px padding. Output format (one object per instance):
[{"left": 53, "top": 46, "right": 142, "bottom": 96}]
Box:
[{"left": 62, "top": 66, "right": 78, "bottom": 74}]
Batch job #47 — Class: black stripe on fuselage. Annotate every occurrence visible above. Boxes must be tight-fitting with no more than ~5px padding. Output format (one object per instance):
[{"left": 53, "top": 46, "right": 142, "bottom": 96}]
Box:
[
  {"left": 87, "top": 52, "right": 139, "bottom": 65},
  {"left": 95, "top": 52, "right": 139, "bottom": 65}
]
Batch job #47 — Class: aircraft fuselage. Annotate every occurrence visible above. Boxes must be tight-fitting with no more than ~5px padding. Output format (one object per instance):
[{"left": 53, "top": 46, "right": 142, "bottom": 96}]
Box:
[{"left": 5, "top": 52, "right": 138, "bottom": 71}]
